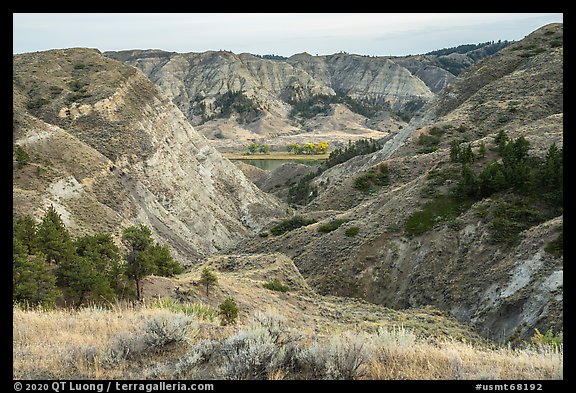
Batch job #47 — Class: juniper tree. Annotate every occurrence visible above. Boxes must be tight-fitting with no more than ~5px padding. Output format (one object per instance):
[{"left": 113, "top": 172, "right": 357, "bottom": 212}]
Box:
[{"left": 218, "top": 297, "right": 239, "bottom": 326}]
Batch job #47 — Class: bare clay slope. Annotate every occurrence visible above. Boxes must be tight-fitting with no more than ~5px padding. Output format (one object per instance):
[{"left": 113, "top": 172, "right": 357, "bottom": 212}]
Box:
[
  {"left": 105, "top": 43, "right": 512, "bottom": 149},
  {"left": 309, "top": 23, "right": 563, "bottom": 211},
  {"left": 104, "top": 50, "right": 433, "bottom": 146},
  {"left": 13, "top": 48, "right": 288, "bottom": 263},
  {"left": 233, "top": 24, "right": 563, "bottom": 342}
]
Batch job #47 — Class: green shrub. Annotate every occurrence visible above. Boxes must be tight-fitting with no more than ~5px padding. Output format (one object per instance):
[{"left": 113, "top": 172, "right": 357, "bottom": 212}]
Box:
[
  {"left": 26, "top": 97, "right": 49, "bottom": 110},
  {"left": 318, "top": 219, "right": 349, "bottom": 233},
  {"left": 530, "top": 328, "right": 562, "bottom": 351},
  {"left": 14, "top": 145, "right": 31, "bottom": 167},
  {"left": 405, "top": 195, "right": 472, "bottom": 236},
  {"left": 404, "top": 210, "right": 436, "bottom": 236},
  {"left": 66, "top": 91, "right": 92, "bottom": 104},
  {"left": 270, "top": 216, "right": 316, "bottom": 236},
  {"left": 353, "top": 164, "right": 390, "bottom": 193},
  {"left": 262, "top": 279, "right": 290, "bottom": 292},
  {"left": 488, "top": 197, "right": 546, "bottom": 244},
  {"left": 219, "top": 297, "right": 239, "bottom": 326},
  {"left": 429, "top": 126, "right": 446, "bottom": 137},
  {"left": 344, "top": 227, "right": 360, "bottom": 237},
  {"left": 417, "top": 131, "right": 442, "bottom": 153},
  {"left": 49, "top": 86, "right": 63, "bottom": 97},
  {"left": 550, "top": 39, "right": 563, "bottom": 48}
]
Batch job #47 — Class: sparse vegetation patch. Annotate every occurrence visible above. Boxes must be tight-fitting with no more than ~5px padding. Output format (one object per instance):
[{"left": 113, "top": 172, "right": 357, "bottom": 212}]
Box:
[
  {"left": 405, "top": 195, "right": 473, "bottom": 236},
  {"left": 318, "top": 219, "right": 350, "bottom": 234},
  {"left": 353, "top": 163, "right": 390, "bottom": 194},
  {"left": 270, "top": 216, "right": 317, "bottom": 236},
  {"left": 151, "top": 298, "right": 218, "bottom": 321},
  {"left": 345, "top": 227, "right": 360, "bottom": 237},
  {"left": 263, "top": 279, "right": 290, "bottom": 292}
]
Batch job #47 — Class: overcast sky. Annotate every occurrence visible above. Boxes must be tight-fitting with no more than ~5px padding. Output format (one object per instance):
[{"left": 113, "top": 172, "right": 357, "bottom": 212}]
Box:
[{"left": 13, "top": 13, "right": 563, "bottom": 57}]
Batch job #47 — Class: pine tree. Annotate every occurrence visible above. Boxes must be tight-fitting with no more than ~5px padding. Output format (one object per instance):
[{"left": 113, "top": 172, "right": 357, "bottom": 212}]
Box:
[
  {"left": 122, "top": 225, "right": 182, "bottom": 300},
  {"left": 199, "top": 267, "right": 218, "bottom": 297},
  {"left": 13, "top": 215, "right": 38, "bottom": 254},
  {"left": 75, "top": 233, "right": 124, "bottom": 294},
  {"left": 13, "top": 238, "right": 60, "bottom": 307},
  {"left": 450, "top": 140, "right": 461, "bottom": 163},
  {"left": 34, "top": 206, "right": 74, "bottom": 265},
  {"left": 500, "top": 136, "right": 532, "bottom": 192},
  {"left": 149, "top": 243, "right": 183, "bottom": 277},
  {"left": 457, "top": 165, "right": 479, "bottom": 198},
  {"left": 58, "top": 255, "right": 114, "bottom": 308},
  {"left": 494, "top": 130, "right": 509, "bottom": 153},
  {"left": 122, "top": 225, "right": 155, "bottom": 301},
  {"left": 478, "top": 162, "right": 507, "bottom": 197},
  {"left": 478, "top": 142, "right": 486, "bottom": 158},
  {"left": 459, "top": 144, "right": 475, "bottom": 165},
  {"left": 539, "top": 143, "right": 563, "bottom": 208}
]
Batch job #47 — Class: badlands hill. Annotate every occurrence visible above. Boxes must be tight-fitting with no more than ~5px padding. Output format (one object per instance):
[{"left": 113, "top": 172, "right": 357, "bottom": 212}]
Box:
[
  {"left": 105, "top": 41, "right": 510, "bottom": 149},
  {"left": 12, "top": 24, "right": 562, "bottom": 381},
  {"left": 13, "top": 48, "right": 288, "bottom": 263},
  {"left": 231, "top": 23, "right": 563, "bottom": 343}
]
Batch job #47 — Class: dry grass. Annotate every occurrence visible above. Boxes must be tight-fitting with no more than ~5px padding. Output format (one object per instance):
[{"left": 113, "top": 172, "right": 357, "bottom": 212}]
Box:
[
  {"left": 14, "top": 255, "right": 562, "bottom": 380},
  {"left": 13, "top": 304, "right": 562, "bottom": 380},
  {"left": 365, "top": 336, "right": 563, "bottom": 380},
  {"left": 12, "top": 303, "right": 210, "bottom": 379},
  {"left": 13, "top": 304, "right": 133, "bottom": 379}
]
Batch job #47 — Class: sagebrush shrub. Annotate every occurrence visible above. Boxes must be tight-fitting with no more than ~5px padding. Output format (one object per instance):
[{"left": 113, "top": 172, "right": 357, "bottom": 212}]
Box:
[
  {"left": 143, "top": 338, "right": 221, "bottom": 379},
  {"left": 296, "top": 331, "right": 373, "bottom": 379},
  {"left": 220, "top": 327, "right": 282, "bottom": 379},
  {"left": 109, "top": 312, "right": 196, "bottom": 361},
  {"left": 143, "top": 313, "right": 196, "bottom": 352}
]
